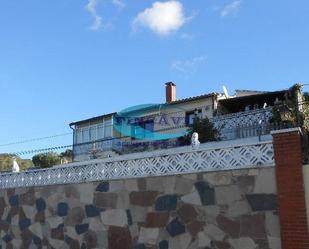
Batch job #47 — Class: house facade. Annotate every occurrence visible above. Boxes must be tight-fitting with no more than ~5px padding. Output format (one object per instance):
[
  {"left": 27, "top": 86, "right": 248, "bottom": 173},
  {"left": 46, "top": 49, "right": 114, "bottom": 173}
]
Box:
[{"left": 69, "top": 82, "right": 302, "bottom": 162}]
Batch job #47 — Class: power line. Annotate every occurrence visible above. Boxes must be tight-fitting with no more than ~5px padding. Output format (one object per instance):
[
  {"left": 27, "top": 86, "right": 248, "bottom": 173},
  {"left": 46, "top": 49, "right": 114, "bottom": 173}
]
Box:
[
  {"left": 0, "top": 132, "right": 72, "bottom": 147},
  {"left": 9, "top": 144, "right": 73, "bottom": 156}
]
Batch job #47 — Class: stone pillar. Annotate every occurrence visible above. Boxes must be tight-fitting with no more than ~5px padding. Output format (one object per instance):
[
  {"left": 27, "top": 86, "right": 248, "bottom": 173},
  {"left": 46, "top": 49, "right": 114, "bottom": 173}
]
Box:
[{"left": 272, "top": 128, "right": 309, "bottom": 249}]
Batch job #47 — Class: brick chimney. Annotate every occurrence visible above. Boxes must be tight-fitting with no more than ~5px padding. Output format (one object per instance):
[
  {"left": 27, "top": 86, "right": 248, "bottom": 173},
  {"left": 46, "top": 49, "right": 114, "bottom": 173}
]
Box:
[{"left": 165, "top": 82, "right": 176, "bottom": 103}]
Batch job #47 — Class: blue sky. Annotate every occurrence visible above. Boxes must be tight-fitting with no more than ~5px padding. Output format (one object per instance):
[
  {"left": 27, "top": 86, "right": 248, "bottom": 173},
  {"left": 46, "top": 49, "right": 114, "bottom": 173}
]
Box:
[{"left": 0, "top": 0, "right": 309, "bottom": 157}]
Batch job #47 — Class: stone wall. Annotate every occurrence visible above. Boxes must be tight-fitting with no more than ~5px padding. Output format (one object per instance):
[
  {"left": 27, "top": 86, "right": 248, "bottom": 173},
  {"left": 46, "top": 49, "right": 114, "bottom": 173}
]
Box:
[{"left": 0, "top": 167, "right": 280, "bottom": 249}]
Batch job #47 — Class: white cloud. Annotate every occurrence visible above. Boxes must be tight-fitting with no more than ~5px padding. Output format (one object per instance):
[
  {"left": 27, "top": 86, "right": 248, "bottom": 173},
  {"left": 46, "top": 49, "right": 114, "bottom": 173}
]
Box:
[
  {"left": 112, "top": 0, "right": 125, "bottom": 8},
  {"left": 133, "top": 1, "right": 186, "bottom": 36},
  {"left": 171, "top": 56, "right": 207, "bottom": 74},
  {"left": 221, "top": 0, "right": 242, "bottom": 17},
  {"left": 86, "top": 0, "right": 102, "bottom": 30}
]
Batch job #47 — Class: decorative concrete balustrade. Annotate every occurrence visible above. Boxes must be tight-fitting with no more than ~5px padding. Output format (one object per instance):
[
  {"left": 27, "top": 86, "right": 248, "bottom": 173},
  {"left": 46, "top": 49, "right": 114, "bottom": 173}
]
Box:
[
  {"left": 211, "top": 107, "right": 273, "bottom": 130},
  {"left": 0, "top": 140, "right": 274, "bottom": 189},
  {"left": 211, "top": 107, "right": 273, "bottom": 140}
]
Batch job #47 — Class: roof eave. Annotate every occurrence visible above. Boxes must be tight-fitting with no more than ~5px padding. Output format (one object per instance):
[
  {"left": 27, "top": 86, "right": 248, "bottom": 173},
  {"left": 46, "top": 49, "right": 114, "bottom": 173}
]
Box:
[{"left": 69, "top": 112, "right": 116, "bottom": 126}]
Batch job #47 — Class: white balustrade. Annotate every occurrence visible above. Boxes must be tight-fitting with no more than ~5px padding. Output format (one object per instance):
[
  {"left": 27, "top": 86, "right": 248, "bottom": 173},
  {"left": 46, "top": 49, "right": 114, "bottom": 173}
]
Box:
[
  {"left": 211, "top": 107, "right": 273, "bottom": 130},
  {"left": 0, "top": 140, "right": 274, "bottom": 189}
]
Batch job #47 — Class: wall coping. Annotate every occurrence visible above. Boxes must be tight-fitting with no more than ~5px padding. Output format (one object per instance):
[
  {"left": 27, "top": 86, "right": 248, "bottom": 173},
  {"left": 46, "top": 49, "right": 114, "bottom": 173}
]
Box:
[{"left": 271, "top": 127, "right": 302, "bottom": 135}]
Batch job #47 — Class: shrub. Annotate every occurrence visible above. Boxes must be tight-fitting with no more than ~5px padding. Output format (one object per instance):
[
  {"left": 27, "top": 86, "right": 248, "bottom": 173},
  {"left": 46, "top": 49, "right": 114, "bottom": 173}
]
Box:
[
  {"left": 180, "top": 117, "right": 219, "bottom": 144},
  {"left": 32, "top": 152, "right": 61, "bottom": 168}
]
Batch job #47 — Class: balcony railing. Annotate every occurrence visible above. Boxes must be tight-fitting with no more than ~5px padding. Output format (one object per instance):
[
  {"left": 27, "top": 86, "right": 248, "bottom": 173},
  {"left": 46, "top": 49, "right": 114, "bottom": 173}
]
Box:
[
  {"left": 212, "top": 107, "right": 273, "bottom": 128},
  {"left": 210, "top": 107, "right": 273, "bottom": 140}
]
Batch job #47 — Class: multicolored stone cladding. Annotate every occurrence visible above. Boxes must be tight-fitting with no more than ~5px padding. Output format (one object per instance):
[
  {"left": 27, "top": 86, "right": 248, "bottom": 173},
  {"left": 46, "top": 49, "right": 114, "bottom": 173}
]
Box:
[{"left": 0, "top": 168, "right": 280, "bottom": 249}]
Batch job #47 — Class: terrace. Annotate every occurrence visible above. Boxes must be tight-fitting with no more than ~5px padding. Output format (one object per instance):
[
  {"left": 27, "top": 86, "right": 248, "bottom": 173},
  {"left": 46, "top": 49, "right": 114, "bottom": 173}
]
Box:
[
  {"left": 71, "top": 85, "right": 299, "bottom": 161},
  {"left": 71, "top": 106, "right": 279, "bottom": 161}
]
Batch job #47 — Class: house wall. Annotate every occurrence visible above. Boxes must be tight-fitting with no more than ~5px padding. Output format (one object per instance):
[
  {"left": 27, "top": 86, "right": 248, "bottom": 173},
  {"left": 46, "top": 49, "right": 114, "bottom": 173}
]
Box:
[
  {"left": 112, "top": 98, "right": 215, "bottom": 155},
  {"left": 168, "top": 97, "right": 214, "bottom": 120},
  {"left": 139, "top": 98, "right": 215, "bottom": 139},
  {"left": 0, "top": 167, "right": 280, "bottom": 249},
  {"left": 75, "top": 97, "right": 214, "bottom": 141}
]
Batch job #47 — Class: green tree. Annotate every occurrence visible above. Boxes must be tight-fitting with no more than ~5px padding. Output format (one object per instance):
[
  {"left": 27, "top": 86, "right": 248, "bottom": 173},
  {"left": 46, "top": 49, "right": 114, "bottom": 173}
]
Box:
[
  {"left": 302, "top": 92, "right": 309, "bottom": 130},
  {"left": 60, "top": 149, "right": 73, "bottom": 163},
  {"left": 32, "top": 152, "right": 61, "bottom": 168},
  {"left": 270, "top": 84, "right": 302, "bottom": 128},
  {"left": 60, "top": 149, "right": 72, "bottom": 159},
  {"left": 0, "top": 154, "right": 33, "bottom": 172},
  {"left": 180, "top": 117, "right": 219, "bottom": 144}
]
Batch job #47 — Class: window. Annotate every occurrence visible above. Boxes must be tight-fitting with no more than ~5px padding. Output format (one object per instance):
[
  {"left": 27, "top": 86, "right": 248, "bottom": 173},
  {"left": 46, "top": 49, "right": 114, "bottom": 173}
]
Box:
[
  {"left": 97, "top": 123, "right": 104, "bottom": 139},
  {"left": 131, "top": 119, "right": 154, "bottom": 139},
  {"left": 90, "top": 125, "right": 97, "bottom": 141},
  {"left": 186, "top": 109, "right": 202, "bottom": 126},
  {"left": 74, "top": 118, "right": 113, "bottom": 144},
  {"left": 82, "top": 128, "right": 90, "bottom": 142},
  {"left": 75, "top": 129, "right": 83, "bottom": 144},
  {"left": 104, "top": 120, "right": 112, "bottom": 138},
  {"left": 144, "top": 120, "right": 154, "bottom": 133}
]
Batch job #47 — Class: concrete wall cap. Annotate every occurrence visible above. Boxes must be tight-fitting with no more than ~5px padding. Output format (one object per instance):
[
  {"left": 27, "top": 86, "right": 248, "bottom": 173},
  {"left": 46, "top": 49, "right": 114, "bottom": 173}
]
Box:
[{"left": 271, "top": 127, "right": 302, "bottom": 135}]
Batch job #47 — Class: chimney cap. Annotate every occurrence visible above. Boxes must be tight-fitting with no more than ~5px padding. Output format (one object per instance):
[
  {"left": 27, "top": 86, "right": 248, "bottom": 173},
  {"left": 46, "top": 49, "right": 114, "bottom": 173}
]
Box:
[{"left": 165, "top": 82, "right": 176, "bottom": 86}]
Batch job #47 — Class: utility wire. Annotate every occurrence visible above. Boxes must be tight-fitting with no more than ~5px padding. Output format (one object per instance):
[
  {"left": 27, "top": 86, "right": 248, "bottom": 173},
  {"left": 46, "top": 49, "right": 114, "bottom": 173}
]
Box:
[
  {"left": 8, "top": 144, "right": 73, "bottom": 156},
  {"left": 0, "top": 132, "right": 72, "bottom": 147}
]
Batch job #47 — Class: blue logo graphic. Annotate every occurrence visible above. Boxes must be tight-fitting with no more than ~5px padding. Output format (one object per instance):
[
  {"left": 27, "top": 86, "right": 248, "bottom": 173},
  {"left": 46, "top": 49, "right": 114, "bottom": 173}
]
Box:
[{"left": 113, "top": 104, "right": 190, "bottom": 140}]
